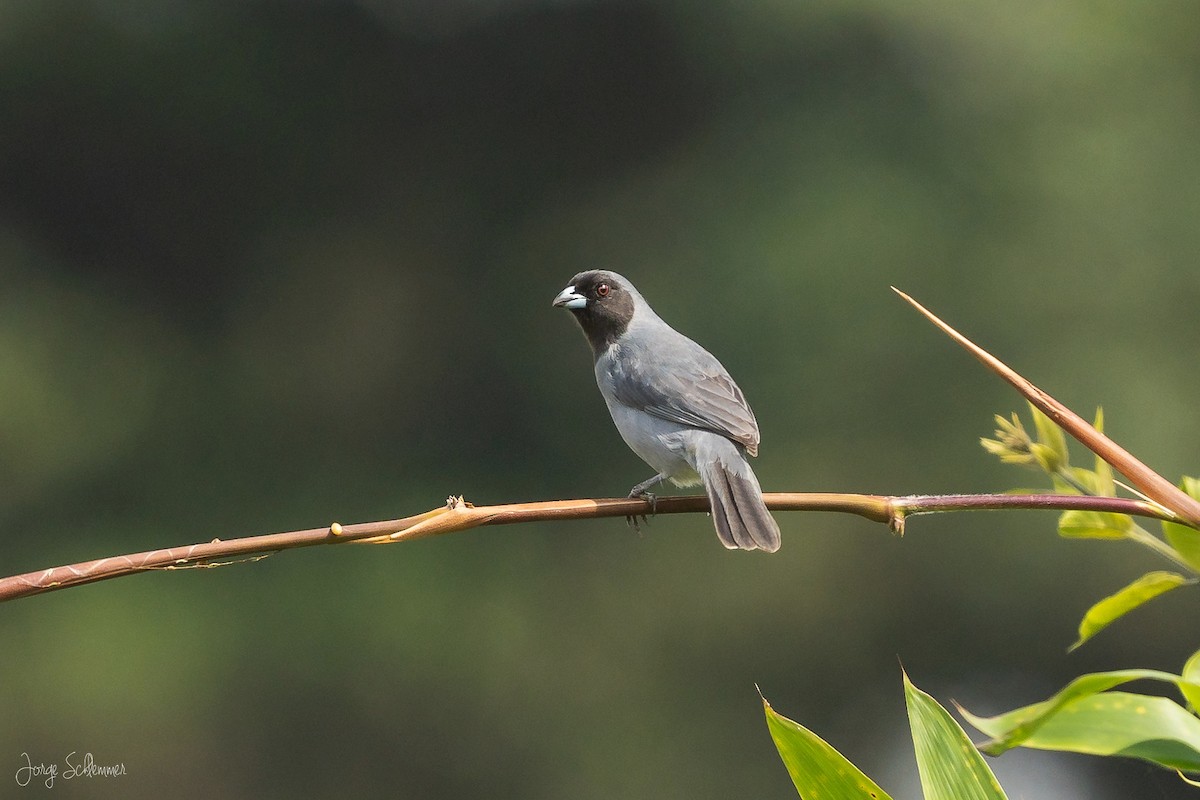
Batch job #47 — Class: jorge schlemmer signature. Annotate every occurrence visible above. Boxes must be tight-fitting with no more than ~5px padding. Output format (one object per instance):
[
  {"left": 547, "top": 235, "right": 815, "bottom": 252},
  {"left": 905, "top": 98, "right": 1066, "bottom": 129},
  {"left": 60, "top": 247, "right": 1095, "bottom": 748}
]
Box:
[{"left": 15, "top": 752, "right": 127, "bottom": 788}]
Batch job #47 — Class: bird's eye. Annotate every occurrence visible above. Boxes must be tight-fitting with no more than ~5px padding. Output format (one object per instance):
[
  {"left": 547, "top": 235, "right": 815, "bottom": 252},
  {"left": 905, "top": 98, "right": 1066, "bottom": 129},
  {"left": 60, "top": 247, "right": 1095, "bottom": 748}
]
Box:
[{"left": 596, "top": 283, "right": 611, "bottom": 298}]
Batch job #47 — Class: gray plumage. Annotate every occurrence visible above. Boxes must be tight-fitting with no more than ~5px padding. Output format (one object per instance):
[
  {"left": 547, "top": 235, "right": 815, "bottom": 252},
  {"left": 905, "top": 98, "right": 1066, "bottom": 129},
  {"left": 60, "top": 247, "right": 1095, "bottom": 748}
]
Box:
[{"left": 553, "top": 270, "right": 781, "bottom": 553}]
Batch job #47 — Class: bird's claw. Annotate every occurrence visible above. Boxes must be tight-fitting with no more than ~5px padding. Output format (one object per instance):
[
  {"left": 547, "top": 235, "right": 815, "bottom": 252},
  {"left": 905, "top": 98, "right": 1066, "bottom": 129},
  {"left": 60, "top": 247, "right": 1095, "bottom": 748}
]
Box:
[{"left": 625, "top": 489, "right": 657, "bottom": 532}]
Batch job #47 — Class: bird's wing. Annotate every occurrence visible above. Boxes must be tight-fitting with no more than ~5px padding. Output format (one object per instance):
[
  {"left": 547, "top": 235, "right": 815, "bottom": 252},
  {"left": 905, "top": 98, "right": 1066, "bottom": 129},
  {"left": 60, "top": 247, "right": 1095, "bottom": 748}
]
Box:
[{"left": 607, "top": 339, "right": 761, "bottom": 456}]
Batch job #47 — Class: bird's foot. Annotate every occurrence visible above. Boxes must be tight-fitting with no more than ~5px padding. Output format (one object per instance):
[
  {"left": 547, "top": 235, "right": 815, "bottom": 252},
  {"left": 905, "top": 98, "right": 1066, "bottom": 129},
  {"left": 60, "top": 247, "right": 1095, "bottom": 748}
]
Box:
[{"left": 625, "top": 489, "right": 658, "bottom": 532}]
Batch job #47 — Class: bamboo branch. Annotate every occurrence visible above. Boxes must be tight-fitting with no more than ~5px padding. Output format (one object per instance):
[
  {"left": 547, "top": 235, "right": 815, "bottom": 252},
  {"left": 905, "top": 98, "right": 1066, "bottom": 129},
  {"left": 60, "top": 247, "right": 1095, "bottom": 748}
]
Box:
[
  {"left": 893, "top": 288, "right": 1200, "bottom": 527},
  {"left": 2, "top": 290, "right": 1193, "bottom": 605},
  {"left": 0, "top": 492, "right": 1176, "bottom": 604}
]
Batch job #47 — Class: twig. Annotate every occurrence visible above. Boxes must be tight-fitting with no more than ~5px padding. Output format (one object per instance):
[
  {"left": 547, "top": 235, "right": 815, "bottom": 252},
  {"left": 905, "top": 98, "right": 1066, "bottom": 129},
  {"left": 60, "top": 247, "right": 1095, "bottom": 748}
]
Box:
[
  {"left": 2, "top": 290, "right": 1193, "bottom": 605},
  {"left": 893, "top": 288, "right": 1200, "bottom": 527},
  {"left": 0, "top": 492, "right": 1175, "bottom": 604}
]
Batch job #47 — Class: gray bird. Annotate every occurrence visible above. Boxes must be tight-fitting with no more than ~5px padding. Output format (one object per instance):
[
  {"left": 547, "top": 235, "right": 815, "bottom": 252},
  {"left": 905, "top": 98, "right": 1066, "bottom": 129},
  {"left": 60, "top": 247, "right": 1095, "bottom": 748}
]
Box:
[{"left": 553, "top": 270, "right": 781, "bottom": 552}]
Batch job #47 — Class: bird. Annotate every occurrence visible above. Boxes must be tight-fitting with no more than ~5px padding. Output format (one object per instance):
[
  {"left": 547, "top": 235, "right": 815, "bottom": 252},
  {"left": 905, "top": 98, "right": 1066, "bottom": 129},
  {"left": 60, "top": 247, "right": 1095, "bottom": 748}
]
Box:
[{"left": 552, "top": 269, "right": 781, "bottom": 552}]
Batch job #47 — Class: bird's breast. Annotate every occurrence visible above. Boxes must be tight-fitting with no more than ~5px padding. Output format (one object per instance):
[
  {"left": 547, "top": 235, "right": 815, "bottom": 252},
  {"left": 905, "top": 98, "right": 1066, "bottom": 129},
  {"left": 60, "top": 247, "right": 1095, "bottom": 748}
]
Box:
[{"left": 599, "top": 393, "right": 700, "bottom": 485}]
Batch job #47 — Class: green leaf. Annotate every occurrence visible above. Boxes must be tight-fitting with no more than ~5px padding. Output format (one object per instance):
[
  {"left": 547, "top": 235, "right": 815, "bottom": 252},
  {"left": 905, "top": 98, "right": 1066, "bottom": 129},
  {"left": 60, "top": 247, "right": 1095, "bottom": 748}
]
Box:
[
  {"left": 1029, "top": 402, "right": 1069, "bottom": 472},
  {"left": 1030, "top": 443, "right": 1062, "bottom": 474},
  {"left": 762, "top": 694, "right": 892, "bottom": 799},
  {"left": 1090, "top": 408, "right": 1116, "bottom": 495},
  {"left": 1163, "top": 477, "right": 1200, "bottom": 572},
  {"left": 963, "top": 691, "right": 1200, "bottom": 771},
  {"left": 1183, "top": 476, "right": 1200, "bottom": 500},
  {"left": 1070, "top": 571, "right": 1193, "bottom": 650},
  {"left": 1181, "top": 649, "right": 1200, "bottom": 714},
  {"left": 958, "top": 668, "right": 1200, "bottom": 758},
  {"left": 1162, "top": 520, "right": 1200, "bottom": 571},
  {"left": 1063, "top": 465, "right": 1116, "bottom": 498},
  {"left": 1058, "top": 509, "right": 1133, "bottom": 540},
  {"left": 903, "top": 672, "right": 1008, "bottom": 800}
]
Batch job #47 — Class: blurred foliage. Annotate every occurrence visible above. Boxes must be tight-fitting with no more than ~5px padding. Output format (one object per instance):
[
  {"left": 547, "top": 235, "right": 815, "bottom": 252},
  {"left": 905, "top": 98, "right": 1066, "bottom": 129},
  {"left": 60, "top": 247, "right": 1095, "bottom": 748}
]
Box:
[{"left": 2, "top": 1, "right": 1200, "bottom": 798}]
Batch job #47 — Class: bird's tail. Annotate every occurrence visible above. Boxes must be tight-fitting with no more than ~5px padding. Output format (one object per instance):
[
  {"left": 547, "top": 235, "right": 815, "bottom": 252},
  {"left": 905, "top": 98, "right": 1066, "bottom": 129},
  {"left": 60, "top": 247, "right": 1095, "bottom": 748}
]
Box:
[{"left": 695, "top": 441, "right": 781, "bottom": 553}]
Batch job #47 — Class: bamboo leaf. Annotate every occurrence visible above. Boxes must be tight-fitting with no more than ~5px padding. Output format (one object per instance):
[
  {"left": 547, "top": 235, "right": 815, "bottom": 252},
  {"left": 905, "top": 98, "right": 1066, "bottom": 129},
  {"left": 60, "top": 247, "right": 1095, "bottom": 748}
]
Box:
[
  {"left": 1058, "top": 509, "right": 1132, "bottom": 540},
  {"left": 963, "top": 692, "right": 1200, "bottom": 772},
  {"left": 762, "top": 694, "right": 892, "bottom": 799},
  {"left": 1163, "top": 477, "right": 1200, "bottom": 572},
  {"left": 1090, "top": 408, "right": 1117, "bottom": 495},
  {"left": 1029, "top": 402, "right": 1069, "bottom": 472},
  {"left": 1162, "top": 519, "right": 1200, "bottom": 570},
  {"left": 1181, "top": 649, "right": 1200, "bottom": 714},
  {"left": 1184, "top": 476, "right": 1200, "bottom": 498},
  {"left": 904, "top": 673, "right": 1008, "bottom": 800},
  {"left": 958, "top": 668, "right": 1200, "bottom": 757},
  {"left": 1030, "top": 443, "right": 1062, "bottom": 474},
  {"left": 1064, "top": 465, "right": 1116, "bottom": 498},
  {"left": 1070, "top": 571, "right": 1192, "bottom": 650}
]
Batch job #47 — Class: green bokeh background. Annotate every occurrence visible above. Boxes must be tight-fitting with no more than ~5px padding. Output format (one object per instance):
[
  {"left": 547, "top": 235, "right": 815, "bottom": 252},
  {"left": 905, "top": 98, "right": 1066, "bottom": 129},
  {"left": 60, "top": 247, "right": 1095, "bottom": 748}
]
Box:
[{"left": 2, "top": 2, "right": 1198, "bottom": 797}]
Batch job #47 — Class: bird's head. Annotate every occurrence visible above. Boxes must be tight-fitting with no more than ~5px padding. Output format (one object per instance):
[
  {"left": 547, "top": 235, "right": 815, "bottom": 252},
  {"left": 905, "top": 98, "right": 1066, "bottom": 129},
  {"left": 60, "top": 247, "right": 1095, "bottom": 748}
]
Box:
[{"left": 552, "top": 270, "right": 640, "bottom": 356}]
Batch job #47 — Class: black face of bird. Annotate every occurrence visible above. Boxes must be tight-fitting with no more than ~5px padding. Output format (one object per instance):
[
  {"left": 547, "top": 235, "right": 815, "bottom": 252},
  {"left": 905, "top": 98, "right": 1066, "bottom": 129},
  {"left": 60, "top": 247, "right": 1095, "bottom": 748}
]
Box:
[{"left": 552, "top": 270, "right": 637, "bottom": 356}]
